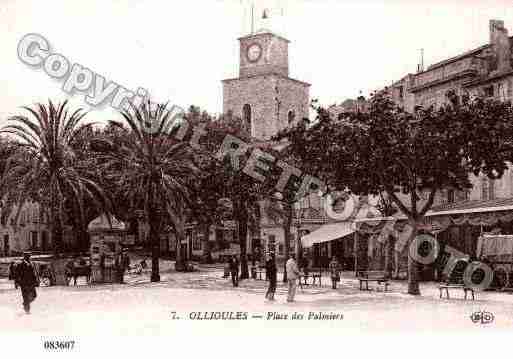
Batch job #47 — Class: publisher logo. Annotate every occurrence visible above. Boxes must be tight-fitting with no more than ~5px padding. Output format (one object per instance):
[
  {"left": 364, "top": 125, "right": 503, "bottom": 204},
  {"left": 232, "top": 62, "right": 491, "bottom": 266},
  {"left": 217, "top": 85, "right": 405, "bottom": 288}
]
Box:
[{"left": 470, "top": 311, "right": 494, "bottom": 324}]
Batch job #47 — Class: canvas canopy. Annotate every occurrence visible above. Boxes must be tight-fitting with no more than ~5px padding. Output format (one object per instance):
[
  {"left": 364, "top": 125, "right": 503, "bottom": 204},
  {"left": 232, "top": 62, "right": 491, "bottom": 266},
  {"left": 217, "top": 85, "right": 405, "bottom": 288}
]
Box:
[
  {"left": 477, "top": 234, "right": 513, "bottom": 258},
  {"left": 87, "top": 214, "right": 127, "bottom": 232},
  {"left": 301, "top": 222, "right": 355, "bottom": 248}
]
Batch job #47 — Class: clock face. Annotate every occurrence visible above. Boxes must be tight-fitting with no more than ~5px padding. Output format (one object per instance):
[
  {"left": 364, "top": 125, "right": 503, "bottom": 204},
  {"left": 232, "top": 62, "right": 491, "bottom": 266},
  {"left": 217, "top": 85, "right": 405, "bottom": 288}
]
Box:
[{"left": 246, "top": 43, "right": 262, "bottom": 63}]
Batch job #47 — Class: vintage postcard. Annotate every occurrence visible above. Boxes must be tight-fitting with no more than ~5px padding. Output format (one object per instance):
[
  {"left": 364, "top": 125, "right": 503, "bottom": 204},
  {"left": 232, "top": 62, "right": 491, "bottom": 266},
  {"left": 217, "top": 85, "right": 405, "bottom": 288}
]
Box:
[{"left": 1, "top": 0, "right": 513, "bottom": 357}]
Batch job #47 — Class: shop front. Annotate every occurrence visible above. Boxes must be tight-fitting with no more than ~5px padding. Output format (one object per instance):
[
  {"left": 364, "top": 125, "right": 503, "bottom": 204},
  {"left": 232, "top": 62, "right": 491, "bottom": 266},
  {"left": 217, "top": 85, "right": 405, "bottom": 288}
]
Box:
[
  {"left": 352, "top": 198, "right": 513, "bottom": 281},
  {"left": 300, "top": 221, "right": 355, "bottom": 269}
]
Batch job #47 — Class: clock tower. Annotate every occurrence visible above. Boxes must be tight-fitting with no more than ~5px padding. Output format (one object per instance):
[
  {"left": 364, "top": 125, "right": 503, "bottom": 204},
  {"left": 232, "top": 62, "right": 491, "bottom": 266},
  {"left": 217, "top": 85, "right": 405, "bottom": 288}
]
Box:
[{"left": 222, "top": 31, "right": 310, "bottom": 140}]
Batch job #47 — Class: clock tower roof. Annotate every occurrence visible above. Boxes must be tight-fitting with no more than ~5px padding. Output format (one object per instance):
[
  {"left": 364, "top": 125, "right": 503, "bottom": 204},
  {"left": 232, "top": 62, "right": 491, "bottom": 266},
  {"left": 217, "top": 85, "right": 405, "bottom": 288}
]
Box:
[
  {"left": 238, "top": 31, "right": 290, "bottom": 44},
  {"left": 222, "top": 72, "right": 311, "bottom": 87}
]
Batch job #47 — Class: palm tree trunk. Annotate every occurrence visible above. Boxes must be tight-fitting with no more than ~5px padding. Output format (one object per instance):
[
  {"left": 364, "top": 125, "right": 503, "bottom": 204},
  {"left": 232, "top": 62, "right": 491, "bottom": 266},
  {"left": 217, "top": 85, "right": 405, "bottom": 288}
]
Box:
[
  {"left": 148, "top": 178, "right": 160, "bottom": 282},
  {"left": 282, "top": 202, "right": 293, "bottom": 282},
  {"left": 50, "top": 194, "right": 63, "bottom": 254},
  {"left": 149, "top": 207, "right": 161, "bottom": 282}
]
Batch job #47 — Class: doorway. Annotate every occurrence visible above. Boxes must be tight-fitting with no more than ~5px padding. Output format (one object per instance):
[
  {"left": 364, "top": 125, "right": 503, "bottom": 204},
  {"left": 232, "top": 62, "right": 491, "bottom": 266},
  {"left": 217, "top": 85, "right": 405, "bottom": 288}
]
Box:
[{"left": 31, "top": 231, "right": 38, "bottom": 250}]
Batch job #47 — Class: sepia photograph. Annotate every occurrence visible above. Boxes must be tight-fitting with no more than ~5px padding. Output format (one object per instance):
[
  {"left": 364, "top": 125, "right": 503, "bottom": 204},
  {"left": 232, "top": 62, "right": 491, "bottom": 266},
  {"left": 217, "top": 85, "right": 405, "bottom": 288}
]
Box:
[{"left": 1, "top": 0, "right": 513, "bottom": 356}]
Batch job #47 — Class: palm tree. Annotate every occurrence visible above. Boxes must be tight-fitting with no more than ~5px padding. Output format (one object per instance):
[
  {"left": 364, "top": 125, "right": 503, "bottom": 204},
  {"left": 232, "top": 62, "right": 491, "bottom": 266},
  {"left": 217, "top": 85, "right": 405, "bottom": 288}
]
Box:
[
  {"left": 0, "top": 100, "right": 110, "bottom": 256},
  {"left": 98, "top": 101, "right": 198, "bottom": 282}
]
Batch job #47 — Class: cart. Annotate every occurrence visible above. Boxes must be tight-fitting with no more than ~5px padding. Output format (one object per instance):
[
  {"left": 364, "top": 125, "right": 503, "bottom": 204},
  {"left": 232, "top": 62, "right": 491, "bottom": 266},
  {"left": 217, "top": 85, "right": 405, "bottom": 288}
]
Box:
[{"left": 477, "top": 234, "right": 513, "bottom": 291}]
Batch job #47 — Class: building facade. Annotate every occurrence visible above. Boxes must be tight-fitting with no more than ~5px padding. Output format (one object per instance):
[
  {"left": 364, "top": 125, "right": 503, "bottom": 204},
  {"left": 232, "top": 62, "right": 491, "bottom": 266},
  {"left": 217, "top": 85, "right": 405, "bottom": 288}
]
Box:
[
  {"left": 359, "top": 19, "right": 513, "bottom": 276},
  {"left": 387, "top": 19, "right": 513, "bottom": 207},
  {"left": 305, "top": 19, "right": 513, "bottom": 274},
  {"left": 0, "top": 201, "right": 51, "bottom": 257}
]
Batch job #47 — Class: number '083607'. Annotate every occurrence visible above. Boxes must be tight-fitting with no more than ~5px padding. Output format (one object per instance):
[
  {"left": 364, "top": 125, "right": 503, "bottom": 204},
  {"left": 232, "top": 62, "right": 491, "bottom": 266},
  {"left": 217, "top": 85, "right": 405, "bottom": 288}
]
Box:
[{"left": 43, "top": 341, "right": 75, "bottom": 350}]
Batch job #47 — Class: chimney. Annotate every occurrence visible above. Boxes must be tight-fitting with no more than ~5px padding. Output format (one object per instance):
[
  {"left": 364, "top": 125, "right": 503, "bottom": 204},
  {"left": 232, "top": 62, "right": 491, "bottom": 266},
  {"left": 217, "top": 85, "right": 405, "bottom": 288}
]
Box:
[{"left": 489, "top": 19, "right": 512, "bottom": 72}]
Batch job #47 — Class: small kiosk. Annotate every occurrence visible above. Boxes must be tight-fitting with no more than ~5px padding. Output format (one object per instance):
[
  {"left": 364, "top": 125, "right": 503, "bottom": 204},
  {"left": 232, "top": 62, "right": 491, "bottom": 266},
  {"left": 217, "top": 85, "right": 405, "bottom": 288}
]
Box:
[{"left": 88, "top": 214, "right": 128, "bottom": 284}]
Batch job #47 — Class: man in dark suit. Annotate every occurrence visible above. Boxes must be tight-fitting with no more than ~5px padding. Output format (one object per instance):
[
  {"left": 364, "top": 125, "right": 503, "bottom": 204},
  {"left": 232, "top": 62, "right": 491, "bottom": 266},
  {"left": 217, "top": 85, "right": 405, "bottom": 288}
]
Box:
[
  {"left": 229, "top": 255, "right": 239, "bottom": 287},
  {"left": 265, "top": 253, "right": 277, "bottom": 301},
  {"left": 16, "top": 252, "right": 39, "bottom": 314}
]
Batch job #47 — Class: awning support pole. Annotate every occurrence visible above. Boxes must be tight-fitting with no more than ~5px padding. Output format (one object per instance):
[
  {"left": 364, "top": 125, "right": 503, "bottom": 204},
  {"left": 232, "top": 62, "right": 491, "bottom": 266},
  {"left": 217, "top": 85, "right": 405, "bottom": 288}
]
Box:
[{"left": 354, "top": 231, "right": 359, "bottom": 276}]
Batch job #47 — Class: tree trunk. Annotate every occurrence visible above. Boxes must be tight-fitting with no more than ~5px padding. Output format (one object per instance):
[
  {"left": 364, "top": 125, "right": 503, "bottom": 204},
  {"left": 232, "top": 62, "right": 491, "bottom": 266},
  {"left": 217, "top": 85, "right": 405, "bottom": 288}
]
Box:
[
  {"left": 237, "top": 204, "right": 249, "bottom": 280},
  {"left": 51, "top": 213, "right": 63, "bottom": 254},
  {"left": 407, "top": 220, "right": 420, "bottom": 295},
  {"left": 384, "top": 235, "right": 394, "bottom": 279},
  {"left": 169, "top": 206, "right": 185, "bottom": 269},
  {"left": 149, "top": 207, "right": 161, "bottom": 282},
  {"left": 77, "top": 227, "right": 89, "bottom": 253},
  {"left": 282, "top": 202, "right": 293, "bottom": 282},
  {"left": 201, "top": 223, "right": 212, "bottom": 263},
  {"left": 175, "top": 232, "right": 182, "bottom": 266},
  {"left": 50, "top": 190, "right": 63, "bottom": 254}
]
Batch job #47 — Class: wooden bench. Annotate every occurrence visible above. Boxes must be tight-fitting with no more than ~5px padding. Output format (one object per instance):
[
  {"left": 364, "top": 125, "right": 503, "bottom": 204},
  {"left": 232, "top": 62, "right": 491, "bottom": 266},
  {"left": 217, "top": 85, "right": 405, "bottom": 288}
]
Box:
[
  {"left": 439, "top": 269, "right": 475, "bottom": 300},
  {"left": 298, "top": 268, "right": 323, "bottom": 287},
  {"left": 357, "top": 271, "right": 390, "bottom": 292}
]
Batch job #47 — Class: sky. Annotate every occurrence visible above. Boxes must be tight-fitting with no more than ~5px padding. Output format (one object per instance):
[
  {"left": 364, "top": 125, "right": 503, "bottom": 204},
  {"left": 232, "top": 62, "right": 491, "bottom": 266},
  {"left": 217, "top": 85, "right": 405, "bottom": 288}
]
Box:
[{"left": 1, "top": 0, "right": 513, "bottom": 125}]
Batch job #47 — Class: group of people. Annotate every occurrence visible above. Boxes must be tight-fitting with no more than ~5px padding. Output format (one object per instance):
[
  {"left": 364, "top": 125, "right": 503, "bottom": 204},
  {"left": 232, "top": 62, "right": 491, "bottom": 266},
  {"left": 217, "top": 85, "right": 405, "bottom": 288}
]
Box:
[
  {"left": 265, "top": 253, "right": 301, "bottom": 302},
  {"left": 223, "top": 253, "right": 300, "bottom": 302},
  {"left": 225, "top": 253, "right": 344, "bottom": 302},
  {"left": 264, "top": 255, "right": 344, "bottom": 301}
]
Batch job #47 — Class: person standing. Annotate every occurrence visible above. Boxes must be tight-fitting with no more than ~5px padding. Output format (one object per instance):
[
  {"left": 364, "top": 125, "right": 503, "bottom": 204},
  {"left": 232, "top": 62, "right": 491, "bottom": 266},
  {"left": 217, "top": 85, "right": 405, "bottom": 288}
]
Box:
[
  {"left": 123, "top": 251, "right": 130, "bottom": 273},
  {"left": 117, "top": 250, "right": 130, "bottom": 284},
  {"left": 115, "top": 251, "right": 128, "bottom": 284},
  {"left": 229, "top": 255, "right": 239, "bottom": 287},
  {"left": 286, "top": 254, "right": 300, "bottom": 302},
  {"left": 265, "top": 253, "right": 277, "bottom": 301},
  {"left": 223, "top": 257, "right": 230, "bottom": 278},
  {"left": 16, "top": 252, "right": 39, "bottom": 314},
  {"left": 329, "top": 257, "right": 341, "bottom": 289}
]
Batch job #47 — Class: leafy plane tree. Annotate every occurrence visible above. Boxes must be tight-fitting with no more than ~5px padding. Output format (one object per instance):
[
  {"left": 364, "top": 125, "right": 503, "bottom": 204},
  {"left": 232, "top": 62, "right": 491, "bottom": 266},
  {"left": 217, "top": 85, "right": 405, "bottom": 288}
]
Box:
[
  {"left": 277, "top": 92, "right": 513, "bottom": 295},
  {"left": 0, "top": 100, "right": 111, "bottom": 256}
]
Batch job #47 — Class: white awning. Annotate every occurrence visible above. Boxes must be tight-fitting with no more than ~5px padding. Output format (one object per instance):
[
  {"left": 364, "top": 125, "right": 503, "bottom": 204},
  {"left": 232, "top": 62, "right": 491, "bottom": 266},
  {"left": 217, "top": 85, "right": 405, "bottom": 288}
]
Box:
[
  {"left": 88, "top": 213, "right": 127, "bottom": 231},
  {"left": 301, "top": 222, "right": 355, "bottom": 248},
  {"left": 427, "top": 205, "right": 513, "bottom": 217}
]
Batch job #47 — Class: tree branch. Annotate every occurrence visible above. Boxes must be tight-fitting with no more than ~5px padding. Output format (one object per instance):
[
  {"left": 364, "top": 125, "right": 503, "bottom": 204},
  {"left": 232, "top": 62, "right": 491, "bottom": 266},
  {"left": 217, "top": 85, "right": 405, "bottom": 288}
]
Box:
[
  {"left": 419, "top": 187, "right": 437, "bottom": 216},
  {"left": 385, "top": 187, "right": 413, "bottom": 220}
]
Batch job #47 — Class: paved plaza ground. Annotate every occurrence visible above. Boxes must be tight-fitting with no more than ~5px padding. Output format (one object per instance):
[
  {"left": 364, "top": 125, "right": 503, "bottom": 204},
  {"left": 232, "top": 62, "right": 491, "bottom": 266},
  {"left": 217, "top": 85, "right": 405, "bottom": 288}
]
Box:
[{"left": 1, "top": 263, "right": 513, "bottom": 334}]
